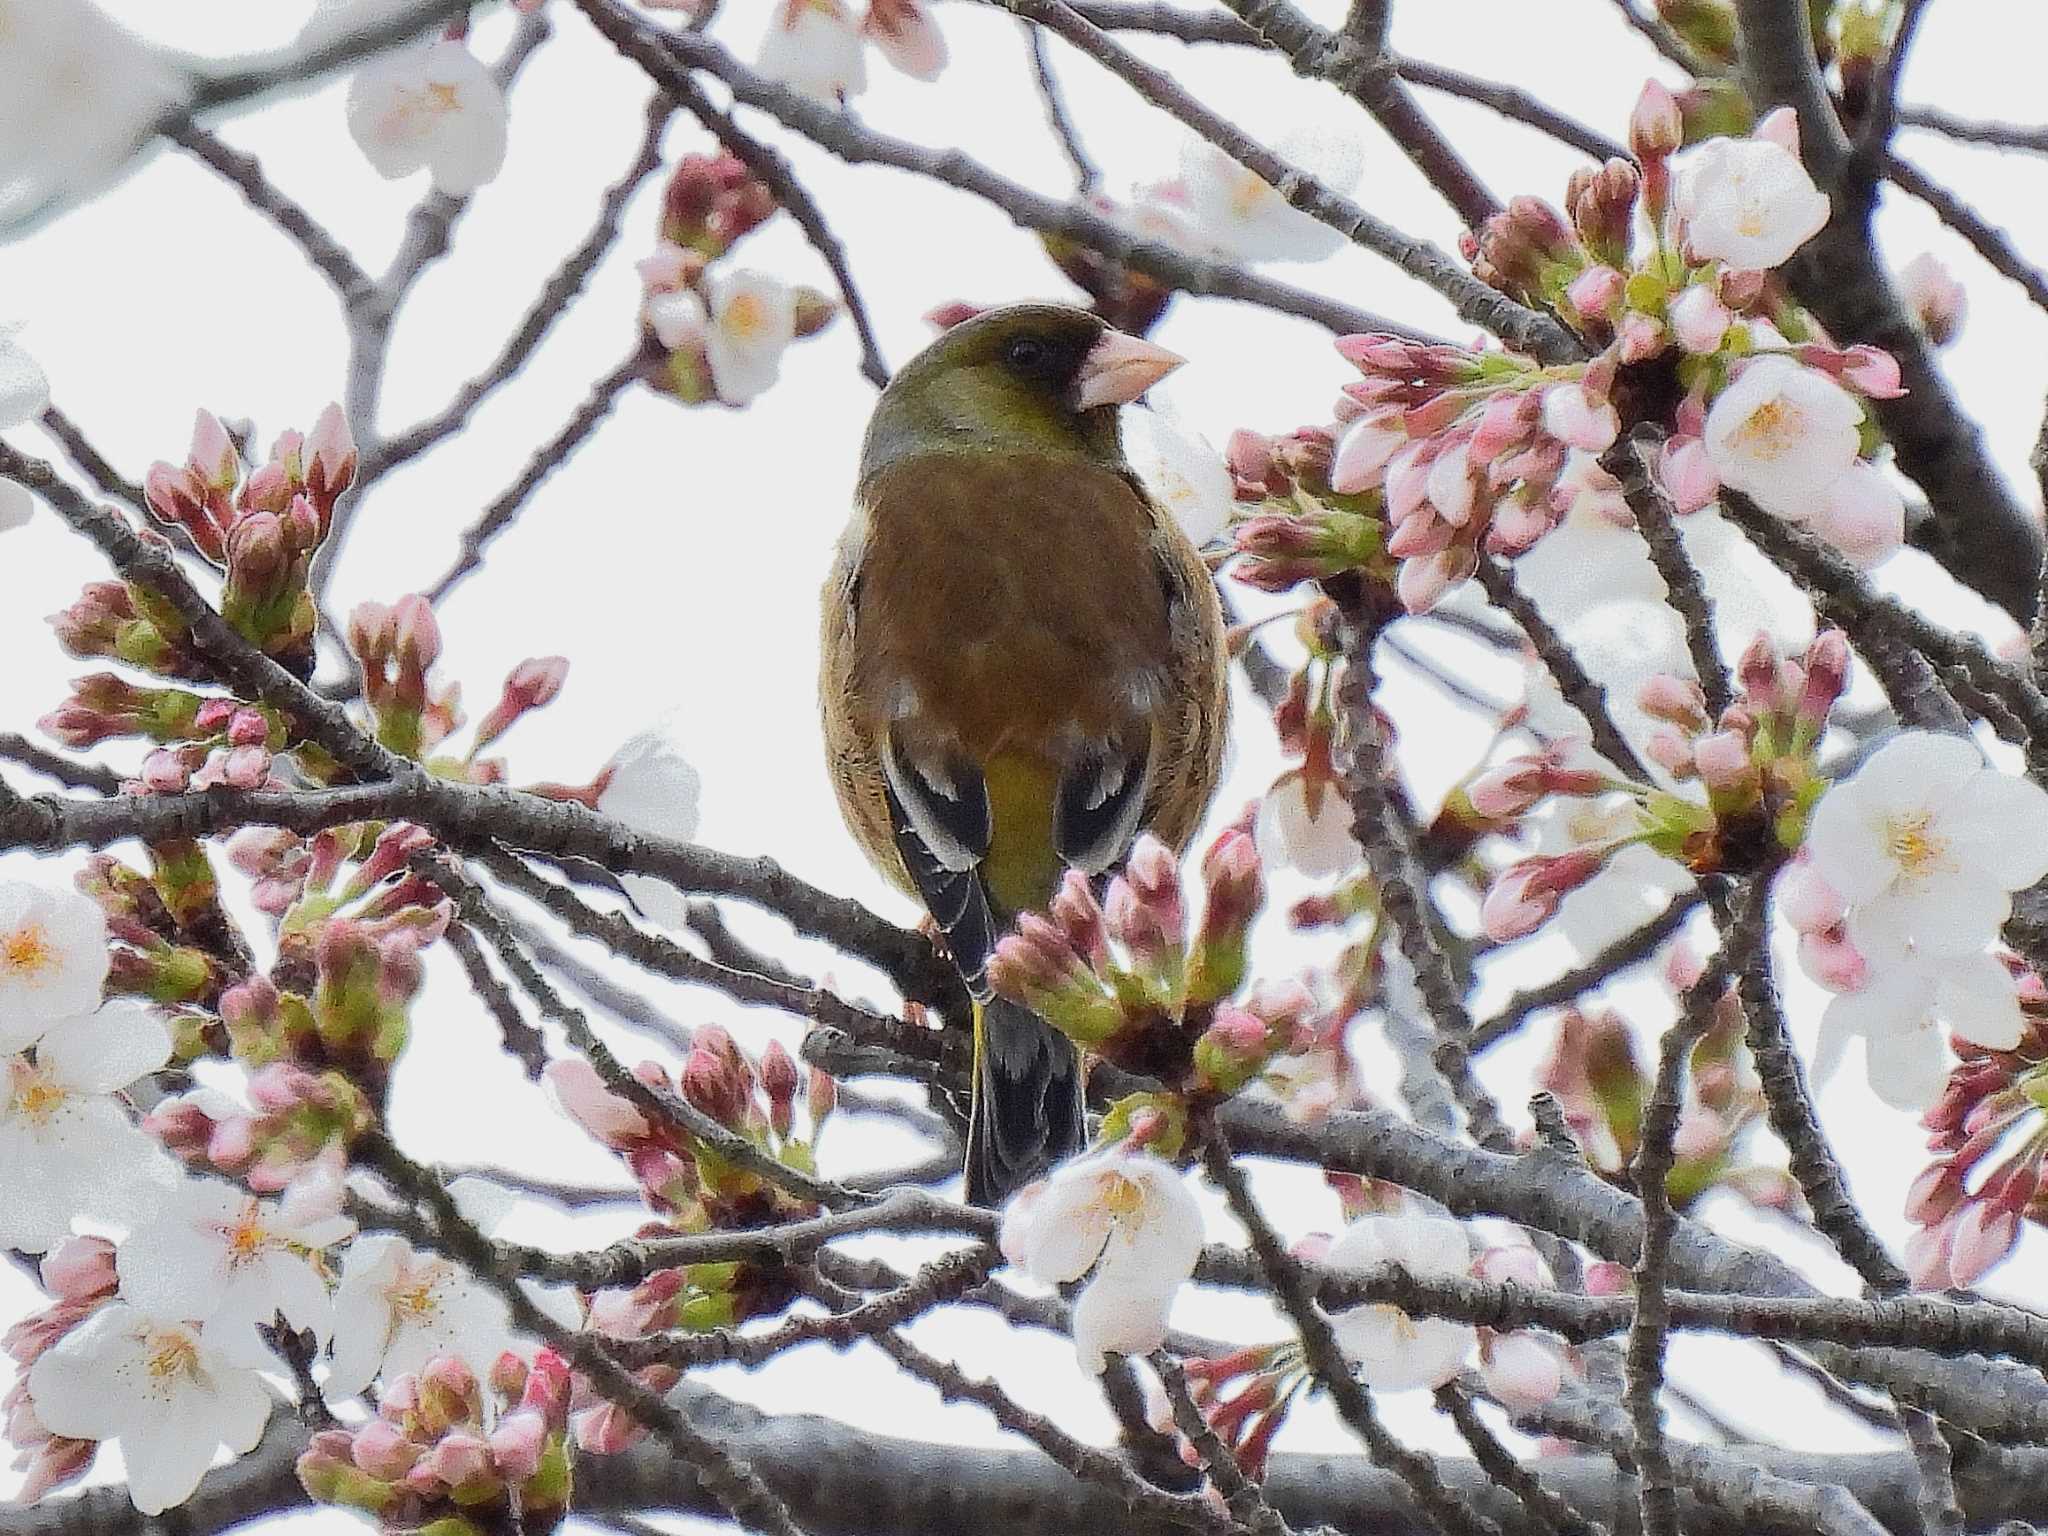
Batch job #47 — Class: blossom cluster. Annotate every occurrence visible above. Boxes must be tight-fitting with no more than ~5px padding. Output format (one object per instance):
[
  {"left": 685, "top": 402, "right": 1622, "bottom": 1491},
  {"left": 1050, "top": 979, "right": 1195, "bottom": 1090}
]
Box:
[
  {"left": 543, "top": 1036, "right": 833, "bottom": 1381},
  {"left": 1470, "top": 629, "right": 1849, "bottom": 948},
  {"left": 1792, "top": 731, "right": 2048, "bottom": 1116},
  {"left": 298, "top": 1349, "right": 575, "bottom": 1536},
  {"left": 1224, "top": 90, "right": 1911, "bottom": 619},
  {"left": 636, "top": 152, "right": 839, "bottom": 406}
]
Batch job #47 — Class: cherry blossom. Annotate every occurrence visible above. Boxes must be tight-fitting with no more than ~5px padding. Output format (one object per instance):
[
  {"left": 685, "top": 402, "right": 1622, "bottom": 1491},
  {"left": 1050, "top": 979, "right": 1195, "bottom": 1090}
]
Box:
[
  {"left": 999, "top": 1149, "right": 1203, "bottom": 1372},
  {"left": 1805, "top": 731, "right": 2048, "bottom": 962},
  {"left": 325, "top": 1234, "right": 515, "bottom": 1401},
  {"left": 1673, "top": 132, "right": 1830, "bottom": 272},
  {"left": 1703, "top": 356, "right": 1864, "bottom": 518},
  {"left": 1178, "top": 128, "right": 1364, "bottom": 264},
  {"left": 0, "top": 881, "right": 108, "bottom": 1030},
  {"left": 0, "top": 0, "right": 184, "bottom": 222},
  {"left": 1897, "top": 252, "right": 1966, "bottom": 347},
  {"left": 1324, "top": 1213, "right": 1476, "bottom": 1391},
  {"left": 596, "top": 726, "right": 703, "bottom": 927},
  {"left": 1808, "top": 460, "right": 1905, "bottom": 568},
  {"left": 346, "top": 41, "right": 510, "bottom": 196},
  {"left": 117, "top": 1179, "right": 354, "bottom": 1369},
  {"left": 1, "top": 1001, "right": 175, "bottom": 1252},
  {"left": 703, "top": 270, "right": 799, "bottom": 405},
  {"left": 1124, "top": 406, "right": 1235, "bottom": 548},
  {"left": 1255, "top": 770, "right": 1363, "bottom": 878},
  {"left": 27, "top": 1303, "right": 270, "bottom": 1515},
  {"left": 1816, "top": 949, "right": 2023, "bottom": 1111},
  {"left": 757, "top": 0, "right": 870, "bottom": 101}
]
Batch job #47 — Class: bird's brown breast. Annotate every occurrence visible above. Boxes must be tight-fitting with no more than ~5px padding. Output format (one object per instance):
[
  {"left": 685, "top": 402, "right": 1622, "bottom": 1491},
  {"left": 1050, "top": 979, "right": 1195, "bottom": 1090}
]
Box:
[{"left": 849, "top": 450, "right": 1174, "bottom": 756}]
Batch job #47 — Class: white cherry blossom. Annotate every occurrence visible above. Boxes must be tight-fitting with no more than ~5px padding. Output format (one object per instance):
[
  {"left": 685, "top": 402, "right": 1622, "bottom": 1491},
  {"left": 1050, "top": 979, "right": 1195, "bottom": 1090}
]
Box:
[
  {"left": 346, "top": 41, "right": 509, "bottom": 196},
  {"left": 1324, "top": 1213, "right": 1476, "bottom": 1391},
  {"left": 1703, "top": 356, "right": 1864, "bottom": 519},
  {"left": 1178, "top": 127, "right": 1364, "bottom": 264},
  {"left": 324, "top": 1234, "right": 515, "bottom": 1401},
  {"left": 1809, "top": 460, "right": 1904, "bottom": 569},
  {"left": 1806, "top": 730, "right": 2048, "bottom": 962},
  {"left": 27, "top": 1303, "right": 270, "bottom": 1515},
  {"left": 0, "top": 881, "right": 109, "bottom": 1035},
  {"left": 0, "top": 1002, "right": 175, "bottom": 1252},
  {"left": 1673, "top": 133, "right": 1830, "bottom": 271},
  {"left": 999, "top": 1149, "right": 1202, "bottom": 1372},
  {"left": 0, "top": 0, "right": 185, "bottom": 224},
  {"left": 1816, "top": 949, "right": 2023, "bottom": 1111},
  {"left": 757, "top": 0, "right": 870, "bottom": 101},
  {"left": 703, "top": 270, "right": 798, "bottom": 405},
  {"left": 1124, "top": 406, "right": 1235, "bottom": 548},
  {"left": 597, "top": 725, "right": 703, "bottom": 928},
  {"left": 1256, "top": 770, "right": 1364, "bottom": 878},
  {"left": 117, "top": 1179, "right": 353, "bottom": 1369}
]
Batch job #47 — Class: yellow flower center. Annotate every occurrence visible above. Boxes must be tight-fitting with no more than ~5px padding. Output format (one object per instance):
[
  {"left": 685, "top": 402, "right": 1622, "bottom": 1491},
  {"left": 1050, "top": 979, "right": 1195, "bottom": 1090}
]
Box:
[
  {"left": 145, "top": 1328, "right": 201, "bottom": 1386},
  {"left": 1733, "top": 398, "right": 1802, "bottom": 462},
  {"left": 2, "top": 921, "right": 56, "bottom": 979},
  {"left": 426, "top": 81, "right": 463, "bottom": 114},
  {"left": 392, "top": 1265, "right": 446, "bottom": 1320},
  {"left": 8, "top": 1063, "right": 66, "bottom": 1124},
  {"left": 1099, "top": 1172, "right": 1146, "bottom": 1220},
  {"left": 225, "top": 1207, "right": 269, "bottom": 1263},
  {"left": 723, "top": 292, "right": 767, "bottom": 342},
  {"left": 1883, "top": 810, "right": 1950, "bottom": 881},
  {"left": 1228, "top": 169, "right": 1270, "bottom": 220}
]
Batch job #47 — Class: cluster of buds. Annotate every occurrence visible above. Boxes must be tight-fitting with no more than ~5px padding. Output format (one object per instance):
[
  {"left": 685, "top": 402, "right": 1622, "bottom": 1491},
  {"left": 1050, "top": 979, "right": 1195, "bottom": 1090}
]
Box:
[
  {"left": 349, "top": 595, "right": 455, "bottom": 762},
  {"left": 989, "top": 827, "right": 1314, "bottom": 1120},
  {"left": 1228, "top": 85, "right": 1910, "bottom": 619},
  {"left": 1475, "top": 629, "right": 1848, "bottom": 944},
  {"left": 2, "top": 1239, "right": 118, "bottom": 1504},
  {"left": 147, "top": 1063, "right": 374, "bottom": 1193},
  {"left": 1638, "top": 630, "right": 1847, "bottom": 840},
  {"left": 298, "top": 1350, "right": 573, "bottom": 1536},
  {"left": 1158, "top": 1343, "right": 1299, "bottom": 1480},
  {"left": 660, "top": 150, "right": 778, "bottom": 257},
  {"left": 1533, "top": 953, "right": 1794, "bottom": 1214},
  {"left": 547, "top": 1041, "right": 829, "bottom": 1229},
  {"left": 143, "top": 407, "right": 357, "bottom": 670},
  {"left": 1907, "top": 979, "right": 2048, "bottom": 1289},
  {"left": 48, "top": 578, "right": 206, "bottom": 678},
  {"left": 70, "top": 851, "right": 224, "bottom": 1012},
  {"left": 1226, "top": 428, "right": 1392, "bottom": 598}
]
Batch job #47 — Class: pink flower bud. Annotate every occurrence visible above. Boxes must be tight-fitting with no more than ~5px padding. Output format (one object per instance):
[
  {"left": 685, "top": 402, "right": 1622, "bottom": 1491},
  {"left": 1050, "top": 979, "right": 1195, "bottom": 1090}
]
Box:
[
  {"left": 188, "top": 409, "right": 239, "bottom": 489},
  {"left": 1481, "top": 850, "right": 1602, "bottom": 942},
  {"left": 1650, "top": 433, "right": 1716, "bottom": 516},
  {"left": 1904, "top": 1163, "right": 1965, "bottom": 1226},
  {"left": 1539, "top": 382, "right": 1619, "bottom": 453},
  {"left": 418, "top": 1430, "right": 492, "bottom": 1491},
  {"left": 1947, "top": 1201, "right": 2020, "bottom": 1287},
  {"left": 351, "top": 1418, "right": 424, "bottom": 1480},
  {"left": 1667, "top": 284, "right": 1731, "bottom": 354},
  {"left": 39, "top": 1237, "right": 117, "bottom": 1302},
  {"left": 1468, "top": 757, "right": 1545, "bottom": 819},
  {"left": 1584, "top": 1260, "right": 1632, "bottom": 1297},
  {"left": 545, "top": 1058, "right": 652, "bottom": 1147},
  {"left": 1897, "top": 252, "right": 1966, "bottom": 348},
  {"left": 1472, "top": 1243, "right": 1549, "bottom": 1288},
  {"left": 489, "top": 1409, "right": 549, "bottom": 1483},
  {"left": 1468, "top": 390, "right": 1540, "bottom": 464},
  {"left": 1564, "top": 264, "right": 1624, "bottom": 321},
  {"left": 1629, "top": 80, "right": 1683, "bottom": 161},
  {"left": 1396, "top": 546, "right": 1475, "bottom": 615}
]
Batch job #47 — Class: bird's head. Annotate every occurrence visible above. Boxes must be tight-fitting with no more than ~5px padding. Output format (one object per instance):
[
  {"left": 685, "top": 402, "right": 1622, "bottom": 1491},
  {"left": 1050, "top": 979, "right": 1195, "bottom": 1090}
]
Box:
[{"left": 860, "top": 304, "right": 1183, "bottom": 478}]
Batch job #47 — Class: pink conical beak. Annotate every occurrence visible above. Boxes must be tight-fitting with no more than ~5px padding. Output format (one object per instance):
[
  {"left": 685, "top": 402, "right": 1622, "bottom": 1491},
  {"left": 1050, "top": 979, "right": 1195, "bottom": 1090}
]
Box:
[{"left": 1073, "top": 331, "right": 1184, "bottom": 409}]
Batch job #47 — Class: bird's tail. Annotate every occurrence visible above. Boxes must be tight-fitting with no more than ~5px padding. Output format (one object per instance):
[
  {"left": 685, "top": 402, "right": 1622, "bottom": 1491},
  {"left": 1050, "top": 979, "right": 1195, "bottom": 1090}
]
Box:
[{"left": 964, "top": 993, "right": 1085, "bottom": 1207}]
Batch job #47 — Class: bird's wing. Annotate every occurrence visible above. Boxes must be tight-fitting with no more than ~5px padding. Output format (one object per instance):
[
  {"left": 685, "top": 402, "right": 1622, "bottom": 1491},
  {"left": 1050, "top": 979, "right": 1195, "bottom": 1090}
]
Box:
[{"left": 882, "top": 732, "right": 998, "bottom": 999}]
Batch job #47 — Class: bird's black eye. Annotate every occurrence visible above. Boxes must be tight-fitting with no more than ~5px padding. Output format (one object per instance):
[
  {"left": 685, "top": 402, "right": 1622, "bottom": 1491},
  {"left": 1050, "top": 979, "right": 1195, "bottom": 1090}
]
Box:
[{"left": 1004, "top": 335, "right": 1049, "bottom": 373}]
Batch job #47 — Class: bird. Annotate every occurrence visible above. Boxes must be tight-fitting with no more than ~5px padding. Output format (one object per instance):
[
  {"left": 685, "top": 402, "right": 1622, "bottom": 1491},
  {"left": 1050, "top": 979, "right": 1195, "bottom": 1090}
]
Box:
[{"left": 819, "top": 303, "right": 1230, "bottom": 1206}]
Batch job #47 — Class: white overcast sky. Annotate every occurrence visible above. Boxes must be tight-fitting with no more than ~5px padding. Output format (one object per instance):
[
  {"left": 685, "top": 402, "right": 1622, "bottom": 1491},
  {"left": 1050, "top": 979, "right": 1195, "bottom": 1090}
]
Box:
[{"left": 3, "top": 0, "right": 2047, "bottom": 1528}]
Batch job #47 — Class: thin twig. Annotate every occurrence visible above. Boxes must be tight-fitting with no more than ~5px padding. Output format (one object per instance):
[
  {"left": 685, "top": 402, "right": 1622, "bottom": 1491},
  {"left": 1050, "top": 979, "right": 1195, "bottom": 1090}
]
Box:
[
  {"left": 1025, "top": 26, "right": 1101, "bottom": 190},
  {"left": 423, "top": 353, "right": 642, "bottom": 604}
]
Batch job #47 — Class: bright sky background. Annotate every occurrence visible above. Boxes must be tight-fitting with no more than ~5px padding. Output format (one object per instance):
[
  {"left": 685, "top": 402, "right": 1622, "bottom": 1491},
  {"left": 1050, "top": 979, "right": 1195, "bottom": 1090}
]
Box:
[{"left": 3, "top": 0, "right": 2047, "bottom": 1528}]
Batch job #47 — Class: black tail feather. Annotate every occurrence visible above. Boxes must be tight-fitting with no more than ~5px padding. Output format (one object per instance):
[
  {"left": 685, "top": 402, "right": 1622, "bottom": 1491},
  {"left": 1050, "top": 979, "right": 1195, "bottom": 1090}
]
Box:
[{"left": 964, "top": 994, "right": 1085, "bottom": 1207}]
